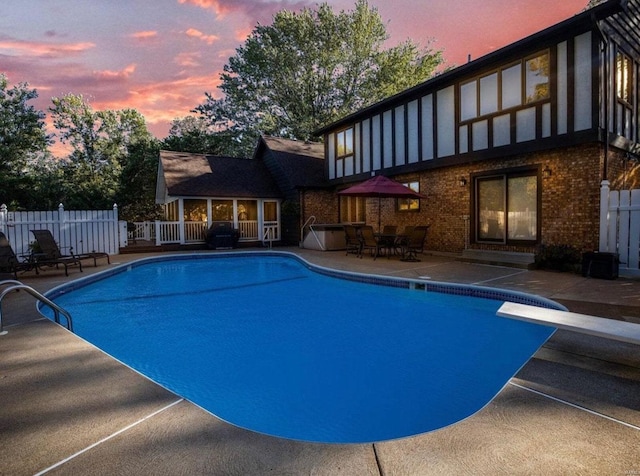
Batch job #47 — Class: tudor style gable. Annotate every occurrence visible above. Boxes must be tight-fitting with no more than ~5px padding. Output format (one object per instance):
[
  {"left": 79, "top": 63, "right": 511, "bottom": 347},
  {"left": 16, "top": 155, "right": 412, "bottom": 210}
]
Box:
[{"left": 316, "top": 0, "right": 639, "bottom": 184}]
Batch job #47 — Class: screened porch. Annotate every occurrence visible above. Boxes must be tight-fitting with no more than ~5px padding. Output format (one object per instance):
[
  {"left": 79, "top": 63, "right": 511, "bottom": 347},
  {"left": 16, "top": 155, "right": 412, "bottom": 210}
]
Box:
[{"left": 147, "top": 197, "right": 281, "bottom": 246}]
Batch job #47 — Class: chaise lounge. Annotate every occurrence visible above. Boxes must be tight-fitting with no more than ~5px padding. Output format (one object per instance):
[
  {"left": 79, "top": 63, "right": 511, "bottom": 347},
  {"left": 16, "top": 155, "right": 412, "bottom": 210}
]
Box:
[
  {"left": 30, "top": 229, "right": 110, "bottom": 271},
  {"left": 0, "top": 232, "right": 35, "bottom": 278}
]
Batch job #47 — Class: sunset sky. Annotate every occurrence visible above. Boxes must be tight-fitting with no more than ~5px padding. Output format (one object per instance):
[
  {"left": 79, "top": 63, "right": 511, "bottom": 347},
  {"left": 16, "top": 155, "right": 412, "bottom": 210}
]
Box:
[{"left": 1, "top": 0, "right": 588, "bottom": 141}]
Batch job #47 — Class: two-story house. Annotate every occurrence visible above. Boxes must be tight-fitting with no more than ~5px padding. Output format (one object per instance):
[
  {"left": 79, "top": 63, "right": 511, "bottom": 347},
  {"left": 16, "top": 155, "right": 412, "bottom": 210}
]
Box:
[{"left": 310, "top": 0, "right": 639, "bottom": 262}]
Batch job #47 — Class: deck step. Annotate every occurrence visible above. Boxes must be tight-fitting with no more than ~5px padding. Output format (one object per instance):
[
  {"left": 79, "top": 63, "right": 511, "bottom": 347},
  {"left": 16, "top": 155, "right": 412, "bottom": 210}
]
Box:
[{"left": 458, "top": 249, "right": 535, "bottom": 269}]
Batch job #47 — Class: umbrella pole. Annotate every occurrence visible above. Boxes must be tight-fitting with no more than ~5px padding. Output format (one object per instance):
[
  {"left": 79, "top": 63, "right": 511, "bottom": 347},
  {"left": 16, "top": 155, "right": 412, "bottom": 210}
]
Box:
[{"left": 378, "top": 197, "right": 381, "bottom": 233}]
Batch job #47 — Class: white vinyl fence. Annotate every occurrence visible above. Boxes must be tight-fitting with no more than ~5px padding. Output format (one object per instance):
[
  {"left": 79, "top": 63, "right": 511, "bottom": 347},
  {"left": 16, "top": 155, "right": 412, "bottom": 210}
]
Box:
[
  {"left": 0, "top": 203, "right": 120, "bottom": 257},
  {"left": 599, "top": 181, "right": 640, "bottom": 275}
]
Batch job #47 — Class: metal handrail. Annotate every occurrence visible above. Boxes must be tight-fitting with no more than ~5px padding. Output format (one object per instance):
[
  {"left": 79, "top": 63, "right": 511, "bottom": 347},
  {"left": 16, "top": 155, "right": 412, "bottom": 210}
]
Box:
[
  {"left": 300, "top": 216, "right": 317, "bottom": 247},
  {"left": 262, "top": 226, "right": 274, "bottom": 249},
  {"left": 0, "top": 280, "right": 73, "bottom": 334}
]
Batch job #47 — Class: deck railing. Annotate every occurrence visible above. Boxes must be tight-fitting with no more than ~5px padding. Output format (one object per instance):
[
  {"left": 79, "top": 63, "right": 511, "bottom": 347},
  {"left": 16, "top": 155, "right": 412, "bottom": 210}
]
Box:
[{"left": 148, "top": 220, "right": 265, "bottom": 245}]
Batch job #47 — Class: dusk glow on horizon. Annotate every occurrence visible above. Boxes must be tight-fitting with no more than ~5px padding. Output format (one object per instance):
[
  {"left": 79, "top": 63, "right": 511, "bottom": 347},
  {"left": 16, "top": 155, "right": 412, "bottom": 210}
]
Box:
[{"left": 1, "top": 0, "right": 587, "bottom": 144}]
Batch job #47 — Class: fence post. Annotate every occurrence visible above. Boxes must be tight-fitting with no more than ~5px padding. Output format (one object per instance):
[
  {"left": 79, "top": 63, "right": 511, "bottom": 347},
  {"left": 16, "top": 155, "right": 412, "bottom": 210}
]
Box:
[
  {"left": 118, "top": 221, "right": 128, "bottom": 248},
  {"left": 57, "top": 203, "right": 69, "bottom": 252},
  {"left": 0, "top": 204, "right": 7, "bottom": 234},
  {"left": 599, "top": 180, "right": 610, "bottom": 252},
  {"left": 113, "top": 204, "right": 122, "bottom": 253}
]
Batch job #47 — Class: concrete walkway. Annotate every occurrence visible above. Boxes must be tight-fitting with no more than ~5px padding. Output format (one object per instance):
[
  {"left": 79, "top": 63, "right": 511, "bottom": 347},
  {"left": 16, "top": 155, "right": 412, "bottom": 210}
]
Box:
[{"left": 1, "top": 248, "right": 639, "bottom": 475}]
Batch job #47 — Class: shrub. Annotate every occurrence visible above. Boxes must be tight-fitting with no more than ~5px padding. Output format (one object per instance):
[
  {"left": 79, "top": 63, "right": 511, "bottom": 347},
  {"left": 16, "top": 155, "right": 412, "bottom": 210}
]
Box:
[{"left": 534, "top": 243, "right": 582, "bottom": 272}]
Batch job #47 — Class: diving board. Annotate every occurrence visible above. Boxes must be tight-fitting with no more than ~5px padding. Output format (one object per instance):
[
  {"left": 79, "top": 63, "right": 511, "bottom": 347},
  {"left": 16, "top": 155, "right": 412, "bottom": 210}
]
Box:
[{"left": 497, "top": 302, "right": 640, "bottom": 346}]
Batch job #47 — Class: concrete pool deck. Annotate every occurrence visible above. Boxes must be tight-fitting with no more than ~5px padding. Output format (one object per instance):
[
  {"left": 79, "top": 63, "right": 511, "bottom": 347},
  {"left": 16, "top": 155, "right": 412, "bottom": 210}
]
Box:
[{"left": 1, "top": 248, "right": 639, "bottom": 475}]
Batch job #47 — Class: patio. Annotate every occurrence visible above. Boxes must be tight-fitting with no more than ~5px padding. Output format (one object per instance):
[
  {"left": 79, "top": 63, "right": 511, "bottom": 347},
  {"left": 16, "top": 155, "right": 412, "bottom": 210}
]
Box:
[{"left": 1, "top": 248, "right": 639, "bottom": 475}]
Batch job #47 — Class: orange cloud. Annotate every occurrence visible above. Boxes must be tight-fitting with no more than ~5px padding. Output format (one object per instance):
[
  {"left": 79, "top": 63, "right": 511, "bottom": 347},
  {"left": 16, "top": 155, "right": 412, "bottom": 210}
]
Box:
[
  {"left": 185, "top": 28, "right": 219, "bottom": 44},
  {"left": 0, "top": 37, "right": 95, "bottom": 58},
  {"left": 130, "top": 31, "right": 158, "bottom": 40},
  {"left": 89, "top": 74, "right": 222, "bottom": 137},
  {"left": 234, "top": 25, "right": 253, "bottom": 42},
  {"left": 177, "top": 0, "right": 310, "bottom": 21},
  {"left": 177, "top": 0, "right": 233, "bottom": 17},
  {"left": 93, "top": 64, "right": 137, "bottom": 81}
]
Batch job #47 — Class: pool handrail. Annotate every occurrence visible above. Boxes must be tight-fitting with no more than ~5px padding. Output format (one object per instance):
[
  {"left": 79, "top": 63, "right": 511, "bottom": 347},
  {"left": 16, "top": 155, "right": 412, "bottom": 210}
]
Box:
[{"left": 0, "top": 279, "right": 73, "bottom": 334}]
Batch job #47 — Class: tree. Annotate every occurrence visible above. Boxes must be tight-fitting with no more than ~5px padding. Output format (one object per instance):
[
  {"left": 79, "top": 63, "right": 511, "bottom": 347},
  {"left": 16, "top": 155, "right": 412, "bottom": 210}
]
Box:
[
  {"left": 0, "top": 74, "right": 51, "bottom": 206},
  {"left": 49, "top": 94, "right": 156, "bottom": 211},
  {"left": 162, "top": 115, "right": 234, "bottom": 155},
  {"left": 117, "top": 137, "right": 161, "bottom": 221},
  {"left": 196, "top": 0, "right": 444, "bottom": 155},
  {"left": 585, "top": 0, "right": 606, "bottom": 8}
]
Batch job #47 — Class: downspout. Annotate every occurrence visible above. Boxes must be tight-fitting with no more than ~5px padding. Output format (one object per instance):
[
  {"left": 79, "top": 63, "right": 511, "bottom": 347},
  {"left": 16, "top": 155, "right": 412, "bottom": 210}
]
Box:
[
  {"left": 594, "top": 12, "right": 609, "bottom": 181},
  {"left": 594, "top": 13, "right": 610, "bottom": 252}
]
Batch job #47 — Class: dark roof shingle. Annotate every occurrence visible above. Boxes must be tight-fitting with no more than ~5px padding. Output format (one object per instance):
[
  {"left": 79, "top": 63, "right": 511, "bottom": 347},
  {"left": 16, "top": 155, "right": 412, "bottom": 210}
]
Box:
[
  {"left": 160, "top": 150, "right": 283, "bottom": 198},
  {"left": 259, "top": 136, "right": 328, "bottom": 189}
]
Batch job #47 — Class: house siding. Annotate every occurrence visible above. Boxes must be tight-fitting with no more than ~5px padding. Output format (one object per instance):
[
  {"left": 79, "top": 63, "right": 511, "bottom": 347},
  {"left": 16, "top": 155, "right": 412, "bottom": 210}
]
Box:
[
  {"left": 325, "top": 30, "right": 607, "bottom": 183},
  {"left": 309, "top": 2, "right": 640, "bottom": 255}
]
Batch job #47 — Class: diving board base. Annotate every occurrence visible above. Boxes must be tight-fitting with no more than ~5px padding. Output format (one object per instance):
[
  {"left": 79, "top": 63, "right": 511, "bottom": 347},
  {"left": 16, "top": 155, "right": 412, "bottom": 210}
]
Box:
[{"left": 497, "top": 302, "right": 640, "bottom": 346}]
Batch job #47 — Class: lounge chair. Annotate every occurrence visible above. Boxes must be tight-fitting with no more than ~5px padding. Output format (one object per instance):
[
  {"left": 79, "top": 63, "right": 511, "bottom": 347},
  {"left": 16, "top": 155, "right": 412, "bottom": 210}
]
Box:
[
  {"left": 31, "top": 229, "right": 110, "bottom": 269},
  {"left": 359, "top": 225, "right": 385, "bottom": 260},
  {"left": 400, "top": 226, "right": 429, "bottom": 262},
  {"left": 30, "top": 230, "right": 84, "bottom": 276},
  {"left": 0, "top": 232, "right": 35, "bottom": 278},
  {"left": 344, "top": 225, "right": 362, "bottom": 257}
]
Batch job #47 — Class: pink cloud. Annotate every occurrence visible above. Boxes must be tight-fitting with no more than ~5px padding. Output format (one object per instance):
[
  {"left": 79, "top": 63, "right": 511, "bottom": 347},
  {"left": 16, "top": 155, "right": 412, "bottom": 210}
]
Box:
[
  {"left": 0, "top": 36, "right": 95, "bottom": 58},
  {"left": 87, "top": 74, "right": 221, "bottom": 137},
  {"left": 177, "top": 0, "right": 233, "bottom": 17},
  {"left": 178, "top": 0, "right": 310, "bottom": 22},
  {"left": 130, "top": 31, "right": 158, "bottom": 40},
  {"left": 185, "top": 28, "right": 219, "bottom": 45},
  {"left": 233, "top": 25, "right": 253, "bottom": 42},
  {"left": 93, "top": 64, "right": 137, "bottom": 82}
]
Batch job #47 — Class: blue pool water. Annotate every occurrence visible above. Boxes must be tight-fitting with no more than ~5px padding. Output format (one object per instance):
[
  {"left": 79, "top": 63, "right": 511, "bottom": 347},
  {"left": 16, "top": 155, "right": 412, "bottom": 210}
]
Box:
[{"left": 44, "top": 253, "right": 557, "bottom": 443}]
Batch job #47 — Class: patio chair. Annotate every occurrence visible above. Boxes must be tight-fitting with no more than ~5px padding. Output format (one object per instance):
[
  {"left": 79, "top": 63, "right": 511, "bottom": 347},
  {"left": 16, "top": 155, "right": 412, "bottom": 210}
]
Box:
[
  {"left": 379, "top": 225, "right": 398, "bottom": 256},
  {"left": 399, "top": 225, "right": 414, "bottom": 237},
  {"left": 31, "top": 229, "right": 110, "bottom": 269},
  {"left": 0, "top": 232, "right": 35, "bottom": 278},
  {"left": 30, "top": 230, "right": 84, "bottom": 276},
  {"left": 400, "top": 226, "right": 429, "bottom": 262},
  {"left": 359, "top": 225, "right": 385, "bottom": 260},
  {"left": 344, "top": 225, "right": 362, "bottom": 257}
]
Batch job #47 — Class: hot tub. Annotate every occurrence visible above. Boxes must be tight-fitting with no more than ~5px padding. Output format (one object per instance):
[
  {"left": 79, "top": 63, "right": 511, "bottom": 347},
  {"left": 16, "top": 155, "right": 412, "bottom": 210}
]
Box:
[{"left": 302, "top": 224, "right": 346, "bottom": 250}]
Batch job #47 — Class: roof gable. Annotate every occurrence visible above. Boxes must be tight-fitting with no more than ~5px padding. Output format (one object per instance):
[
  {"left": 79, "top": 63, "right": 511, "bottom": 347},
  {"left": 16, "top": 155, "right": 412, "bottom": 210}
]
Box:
[
  {"left": 314, "top": 0, "right": 626, "bottom": 135},
  {"left": 159, "top": 150, "right": 282, "bottom": 199},
  {"left": 257, "top": 136, "right": 328, "bottom": 190}
]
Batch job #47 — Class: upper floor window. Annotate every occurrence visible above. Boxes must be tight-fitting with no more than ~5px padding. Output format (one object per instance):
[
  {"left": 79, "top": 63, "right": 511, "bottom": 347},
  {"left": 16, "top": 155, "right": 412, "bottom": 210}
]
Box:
[
  {"left": 525, "top": 52, "right": 550, "bottom": 103},
  {"left": 336, "top": 127, "right": 354, "bottom": 158},
  {"left": 617, "top": 51, "right": 633, "bottom": 104},
  {"left": 460, "top": 51, "right": 550, "bottom": 121},
  {"left": 615, "top": 50, "right": 636, "bottom": 139},
  {"left": 398, "top": 181, "right": 420, "bottom": 211}
]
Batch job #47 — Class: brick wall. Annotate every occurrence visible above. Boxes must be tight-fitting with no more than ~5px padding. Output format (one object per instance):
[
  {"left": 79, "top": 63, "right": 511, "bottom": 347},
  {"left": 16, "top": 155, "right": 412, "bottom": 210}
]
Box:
[
  {"left": 301, "top": 143, "right": 633, "bottom": 253},
  {"left": 301, "top": 189, "right": 339, "bottom": 225}
]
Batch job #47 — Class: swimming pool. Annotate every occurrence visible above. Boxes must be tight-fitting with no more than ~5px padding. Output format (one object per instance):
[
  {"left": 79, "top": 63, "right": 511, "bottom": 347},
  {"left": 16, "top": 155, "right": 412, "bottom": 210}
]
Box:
[{"left": 42, "top": 252, "right": 561, "bottom": 444}]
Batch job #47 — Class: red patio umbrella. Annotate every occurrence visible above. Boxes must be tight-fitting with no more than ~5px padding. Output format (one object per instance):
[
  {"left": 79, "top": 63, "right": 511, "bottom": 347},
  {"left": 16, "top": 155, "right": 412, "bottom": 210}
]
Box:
[{"left": 337, "top": 175, "right": 427, "bottom": 231}]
